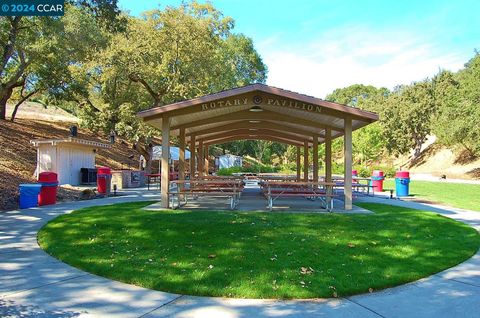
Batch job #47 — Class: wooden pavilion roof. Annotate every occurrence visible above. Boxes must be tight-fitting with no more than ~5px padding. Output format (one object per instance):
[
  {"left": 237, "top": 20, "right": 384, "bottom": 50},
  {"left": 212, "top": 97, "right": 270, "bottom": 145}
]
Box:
[{"left": 137, "top": 83, "right": 378, "bottom": 146}]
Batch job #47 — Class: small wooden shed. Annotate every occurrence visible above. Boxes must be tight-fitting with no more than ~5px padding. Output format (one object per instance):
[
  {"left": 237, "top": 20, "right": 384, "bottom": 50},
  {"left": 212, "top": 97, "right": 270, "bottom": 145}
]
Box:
[{"left": 31, "top": 138, "right": 110, "bottom": 185}]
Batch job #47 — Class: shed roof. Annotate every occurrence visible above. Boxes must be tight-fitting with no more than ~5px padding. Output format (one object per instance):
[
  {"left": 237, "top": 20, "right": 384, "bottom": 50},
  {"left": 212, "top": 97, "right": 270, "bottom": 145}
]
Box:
[{"left": 30, "top": 137, "right": 111, "bottom": 149}]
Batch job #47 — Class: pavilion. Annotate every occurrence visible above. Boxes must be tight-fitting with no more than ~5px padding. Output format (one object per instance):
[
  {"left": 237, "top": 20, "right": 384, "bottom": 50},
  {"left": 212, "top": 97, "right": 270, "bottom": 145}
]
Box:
[{"left": 137, "top": 84, "right": 378, "bottom": 210}]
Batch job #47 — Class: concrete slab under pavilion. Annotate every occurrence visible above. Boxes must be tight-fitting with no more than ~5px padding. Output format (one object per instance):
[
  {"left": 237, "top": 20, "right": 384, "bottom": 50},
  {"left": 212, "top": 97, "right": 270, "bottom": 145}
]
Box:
[
  {"left": 143, "top": 183, "right": 373, "bottom": 214},
  {"left": 137, "top": 84, "right": 378, "bottom": 211}
]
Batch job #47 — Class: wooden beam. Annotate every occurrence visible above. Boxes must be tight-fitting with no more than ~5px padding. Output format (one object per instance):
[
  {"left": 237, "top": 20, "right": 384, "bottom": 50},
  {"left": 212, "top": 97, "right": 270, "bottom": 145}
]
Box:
[
  {"left": 187, "top": 121, "right": 325, "bottom": 139},
  {"left": 198, "top": 139, "right": 204, "bottom": 177},
  {"left": 196, "top": 129, "right": 312, "bottom": 144},
  {"left": 190, "top": 134, "right": 196, "bottom": 179},
  {"left": 325, "top": 128, "right": 332, "bottom": 208},
  {"left": 303, "top": 140, "right": 309, "bottom": 181},
  {"left": 161, "top": 117, "right": 170, "bottom": 208},
  {"left": 205, "top": 135, "right": 303, "bottom": 147},
  {"left": 204, "top": 145, "right": 209, "bottom": 175},
  {"left": 179, "top": 128, "right": 185, "bottom": 191},
  {"left": 201, "top": 132, "right": 307, "bottom": 147},
  {"left": 172, "top": 109, "right": 343, "bottom": 132},
  {"left": 344, "top": 118, "right": 353, "bottom": 210},
  {"left": 313, "top": 134, "right": 318, "bottom": 182},
  {"left": 296, "top": 146, "right": 301, "bottom": 181},
  {"left": 325, "top": 129, "right": 332, "bottom": 183}
]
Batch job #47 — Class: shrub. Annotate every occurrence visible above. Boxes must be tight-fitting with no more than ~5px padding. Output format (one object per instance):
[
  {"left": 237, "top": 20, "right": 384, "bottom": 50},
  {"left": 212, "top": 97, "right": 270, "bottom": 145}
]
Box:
[
  {"left": 217, "top": 166, "right": 242, "bottom": 176},
  {"left": 332, "top": 162, "right": 344, "bottom": 174},
  {"left": 217, "top": 164, "right": 279, "bottom": 175},
  {"left": 357, "top": 166, "right": 371, "bottom": 178}
]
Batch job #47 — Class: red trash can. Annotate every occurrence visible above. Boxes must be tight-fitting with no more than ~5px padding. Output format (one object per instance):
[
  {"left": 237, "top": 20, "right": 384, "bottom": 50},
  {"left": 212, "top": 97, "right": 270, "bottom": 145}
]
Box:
[
  {"left": 38, "top": 172, "right": 59, "bottom": 206},
  {"left": 97, "top": 167, "right": 112, "bottom": 195},
  {"left": 371, "top": 170, "right": 385, "bottom": 192}
]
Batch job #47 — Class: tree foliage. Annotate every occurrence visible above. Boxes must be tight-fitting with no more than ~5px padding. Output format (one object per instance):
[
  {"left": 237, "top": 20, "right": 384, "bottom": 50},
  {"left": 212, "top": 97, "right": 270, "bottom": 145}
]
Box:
[
  {"left": 381, "top": 81, "right": 436, "bottom": 158},
  {"left": 0, "top": 1, "right": 121, "bottom": 120},
  {"left": 433, "top": 54, "right": 480, "bottom": 156},
  {"left": 325, "top": 84, "right": 389, "bottom": 165},
  {"left": 72, "top": 1, "right": 266, "bottom": 172},
  {"left": 326, "top": 84, "right": 388, "bottom": 108}
]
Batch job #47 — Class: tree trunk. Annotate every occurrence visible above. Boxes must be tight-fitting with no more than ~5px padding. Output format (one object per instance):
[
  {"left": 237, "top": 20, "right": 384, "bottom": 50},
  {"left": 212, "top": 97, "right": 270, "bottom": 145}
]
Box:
[
  {"left": 0, "top": 98, "right": 6, "bottom": 120},
  {"left": 0, "top": 79, "right": 25, "bottom": 120},
  {"left": 144, "top": 155, "right": 153, "bottom": 174},
  {"left": 136, "top": 142, "right": 154, "bottom": 174},
  {"left": 10, "top": 90, "right": 36, "bottom": 122},
  {"left": 412, "top": 139, "right": 423, "bottom": 160},
  {"left": 0, "top": 87, "right": 13, "bottom": 120}
]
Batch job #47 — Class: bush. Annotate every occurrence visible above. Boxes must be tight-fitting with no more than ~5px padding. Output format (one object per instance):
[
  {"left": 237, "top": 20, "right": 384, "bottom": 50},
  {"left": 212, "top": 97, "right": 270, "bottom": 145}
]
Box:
[
  {"left": 217, "top": 164, "right": 279, "bottom": 175},
  {"left": 217, "top": 166, "right": 243, "bottom": 176},
  {"left": 377, "top": 166, "right": 396, "bottom": 178},
  {"left": 356, "top": 166, "right": 371, "bottom": 178},
  {"left": 278, "top": 163, "right": 296, "bottom": 174},
  {"left": 352, "top": 165, "right": 397, "bottom": 178},
  {"left": 332, "top": 162, "right": 344, "bottom": 174}
]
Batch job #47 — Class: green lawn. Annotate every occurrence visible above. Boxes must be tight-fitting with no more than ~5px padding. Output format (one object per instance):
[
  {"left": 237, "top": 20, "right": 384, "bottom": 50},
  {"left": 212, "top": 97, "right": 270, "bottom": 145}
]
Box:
[
  {"left": 38, "top": 202, "right": 480, "bottom": 299},
  {"left": 383, "top": 179, "right": 480, "bottom": 211}
]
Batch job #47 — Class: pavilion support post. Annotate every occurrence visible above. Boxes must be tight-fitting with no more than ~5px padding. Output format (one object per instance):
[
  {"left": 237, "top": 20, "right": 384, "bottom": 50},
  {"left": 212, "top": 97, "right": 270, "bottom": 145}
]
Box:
[
  {"left": 204, "top": 145, "right": 209, "bottom": 175},
  {"left": 325, "top": 128, "right": 332, "bottom": 208},
  {"left": 344, "top": 118, "right": 353, "bottom": 210},
  {"left": 198, "top": 140, "right": 204, "bottom": 177},
  {"left": 313, "top": 134, "right": 318, "bottom": 182},
  {"left": 190, "top": 134, "right": 196, "bottom": 179},
  {"left": 303, "top": 140, "right": 309, "bottom": 181},
  {"left": 161, "top": 117, "right": 171, "bottom": 208},
  {"left": 179, "top": 128, "right": 185, "bottom": 195},
  {"left": 325, "top": 129, "right": 332, "bottom": 183},
  {"left": 296, "top": 146, "right": 301, "bottom": 181}
]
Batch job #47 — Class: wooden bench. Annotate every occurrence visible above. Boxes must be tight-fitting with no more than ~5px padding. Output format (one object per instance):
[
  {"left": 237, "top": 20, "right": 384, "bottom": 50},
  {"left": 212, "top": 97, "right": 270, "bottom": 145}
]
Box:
[
  {"left": 168, "top": 179, "right": 244, "bottom": 210},
  {"left": 263, "top": 181, "right": 337, "bottom": 211}
]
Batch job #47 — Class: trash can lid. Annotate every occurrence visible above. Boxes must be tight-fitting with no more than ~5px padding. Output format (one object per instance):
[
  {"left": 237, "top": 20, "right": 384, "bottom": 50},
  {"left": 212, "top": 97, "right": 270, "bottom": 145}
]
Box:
[
  {"left": 372, "top": 170, "right": 384, "bottom": 177},
  {"left": 38, "top": 172, "right": 58, "bottom": 183},
  {"left": 39, "top": 182, "right": 59, "bottom": 187},
  {"left": 97, "top": 167, "right": 112, "bottom": 175},
  {"left": 19, "top": 183, "right": 42, "bottom": 189},
  {"left": 19, "top": 183, "right": 43, "bottom": 194},
  {"left": 395, "top": 171, "right": 410, "bottom": 178}
]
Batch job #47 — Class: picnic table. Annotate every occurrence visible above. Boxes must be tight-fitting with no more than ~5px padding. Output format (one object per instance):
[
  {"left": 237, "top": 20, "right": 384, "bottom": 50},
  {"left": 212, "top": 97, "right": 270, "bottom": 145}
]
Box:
[
  {"left": 145, "top": 173, "right": 161, "bottom": 190},
  {"left": 262, "top": 181, "right": 337, "bottom": 211},
  {"left": 330, "top": 176, "right": 375, "bottom": 196},
  {"left": 146, "top": 172, "right": 181, "bottom": 190},
  {"left": 168, "top": 179, "right": 244, "bottom": 209}
]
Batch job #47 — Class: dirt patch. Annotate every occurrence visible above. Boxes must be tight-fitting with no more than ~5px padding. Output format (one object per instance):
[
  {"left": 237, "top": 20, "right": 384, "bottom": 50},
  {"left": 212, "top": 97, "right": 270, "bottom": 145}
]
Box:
[
  {"left": 467, "top": 168, "right": 480, "bottom": 179},
  {"left": 454, "top": 149, "right": 478, "bottom": 165},
  {"left": 0, "top": 119, "right": 144, "bottom": 211}
]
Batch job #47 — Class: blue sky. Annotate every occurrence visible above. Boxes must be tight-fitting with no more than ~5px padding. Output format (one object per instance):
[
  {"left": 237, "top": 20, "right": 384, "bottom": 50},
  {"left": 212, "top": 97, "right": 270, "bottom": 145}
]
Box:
[{"left": 118, "top": 0, "right": 480, "bottom": 98}]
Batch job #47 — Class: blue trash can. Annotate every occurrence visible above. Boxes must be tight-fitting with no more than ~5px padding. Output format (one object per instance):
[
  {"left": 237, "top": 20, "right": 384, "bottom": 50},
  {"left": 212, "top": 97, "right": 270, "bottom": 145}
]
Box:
[
  {"left": 395, "top": 171, "right": 410, "bottom": 197},
  {"left": 19, "top": 184, "right": 42, "bottom": 209}
]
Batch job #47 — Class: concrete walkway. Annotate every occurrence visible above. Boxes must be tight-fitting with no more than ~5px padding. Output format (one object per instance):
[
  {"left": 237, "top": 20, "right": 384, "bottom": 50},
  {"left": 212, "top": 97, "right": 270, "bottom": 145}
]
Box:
[{"left": 1, "top": 190, "right": 479, "bottom": 317}]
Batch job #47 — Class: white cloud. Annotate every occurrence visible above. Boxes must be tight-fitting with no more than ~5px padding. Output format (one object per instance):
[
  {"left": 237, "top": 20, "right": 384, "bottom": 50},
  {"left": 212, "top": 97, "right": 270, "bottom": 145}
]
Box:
[{"left": 257, "top": 26, "right": 467, "bottom": 98}]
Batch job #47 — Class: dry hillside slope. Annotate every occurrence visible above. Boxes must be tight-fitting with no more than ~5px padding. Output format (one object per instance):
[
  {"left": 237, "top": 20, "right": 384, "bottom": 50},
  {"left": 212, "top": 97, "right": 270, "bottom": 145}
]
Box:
[
  {"left": 398, "top": 143, "right": 480, "bottom": 180},
  {"left": 0, "top": 119, "right": 143, "bottom": 211}
]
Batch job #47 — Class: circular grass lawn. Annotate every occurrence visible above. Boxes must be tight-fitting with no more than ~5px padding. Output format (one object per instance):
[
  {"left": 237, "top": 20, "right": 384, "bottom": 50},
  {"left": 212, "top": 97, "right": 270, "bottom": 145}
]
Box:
[{"left": 38, "top": 202, "right": 480, "bottom": 299}]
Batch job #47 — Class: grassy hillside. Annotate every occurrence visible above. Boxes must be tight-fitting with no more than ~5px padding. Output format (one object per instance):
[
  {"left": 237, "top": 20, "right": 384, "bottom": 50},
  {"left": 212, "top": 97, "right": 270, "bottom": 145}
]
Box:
[{"left": 0, "top": 119, "right": 143, "bottom": 211}]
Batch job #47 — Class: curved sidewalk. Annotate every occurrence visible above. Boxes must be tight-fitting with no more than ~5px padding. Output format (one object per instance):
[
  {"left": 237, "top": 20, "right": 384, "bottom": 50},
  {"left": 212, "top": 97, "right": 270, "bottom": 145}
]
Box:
[{"left": 0, "top": 190, "right": 479, "bottom": 317}]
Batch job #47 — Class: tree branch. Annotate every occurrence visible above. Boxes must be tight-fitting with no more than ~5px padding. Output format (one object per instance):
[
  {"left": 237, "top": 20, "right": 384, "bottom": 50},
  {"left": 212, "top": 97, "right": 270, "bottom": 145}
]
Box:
[
  {"left": 10, "top": 88, "right": 38, "bottom": 121},
  {"left": 0, "top": 16, "right": 22, "bottom": 77},
  {"left": 128, "top": 73, "right": 163, "bottom": 106}
]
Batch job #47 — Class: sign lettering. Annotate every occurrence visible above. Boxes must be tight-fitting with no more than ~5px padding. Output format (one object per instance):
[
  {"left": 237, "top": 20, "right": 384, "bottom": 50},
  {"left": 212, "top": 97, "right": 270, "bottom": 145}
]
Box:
[{"left": 200, "top": 96, "right": 322, "bottom": 113}]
